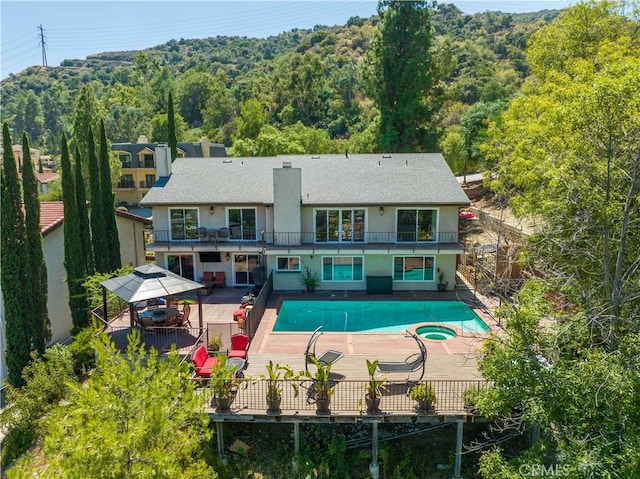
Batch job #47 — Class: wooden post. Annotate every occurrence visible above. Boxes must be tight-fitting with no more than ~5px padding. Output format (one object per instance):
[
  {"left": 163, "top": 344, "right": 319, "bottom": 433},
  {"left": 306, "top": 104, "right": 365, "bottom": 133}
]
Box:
[
  {"left": 292, "top": 421, "right": 300, "bottom": 473},
  {"left": 216, "top": 422, "right": 226, "bottom": 464}
]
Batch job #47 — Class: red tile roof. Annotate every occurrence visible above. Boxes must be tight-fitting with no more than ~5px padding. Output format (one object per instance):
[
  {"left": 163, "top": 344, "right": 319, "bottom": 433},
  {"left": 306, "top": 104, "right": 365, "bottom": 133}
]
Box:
[{"left": 40, "top": 201, "right": 65, "bottom": 236}]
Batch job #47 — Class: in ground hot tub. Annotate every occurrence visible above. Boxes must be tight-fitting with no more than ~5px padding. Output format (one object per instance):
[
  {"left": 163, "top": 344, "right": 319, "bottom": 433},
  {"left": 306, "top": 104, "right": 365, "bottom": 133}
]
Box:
[{"left": 416, "top": 325, "right": 457, "bottom": 341}]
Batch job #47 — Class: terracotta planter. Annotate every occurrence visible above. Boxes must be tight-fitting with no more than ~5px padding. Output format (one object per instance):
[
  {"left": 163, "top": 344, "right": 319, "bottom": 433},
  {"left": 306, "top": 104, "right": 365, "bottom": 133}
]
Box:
[{"left": 213, "top": 395, "right": 233, "bottom": 411}]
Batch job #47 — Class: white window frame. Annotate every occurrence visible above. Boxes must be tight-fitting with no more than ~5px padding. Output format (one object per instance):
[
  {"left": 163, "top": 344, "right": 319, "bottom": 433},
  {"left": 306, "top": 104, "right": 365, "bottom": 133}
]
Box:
[
  {"left": 168, "top": 207, "right": 200, "bottom": 241},
  {"left": 393, "top": 255, "right": 436, "bottom": 282},
  {"left": 314, "top": 208, "right": 367, "bottom": 243},
  {"left": 276, "top": 256, "right": 301, "bottom": 272}
]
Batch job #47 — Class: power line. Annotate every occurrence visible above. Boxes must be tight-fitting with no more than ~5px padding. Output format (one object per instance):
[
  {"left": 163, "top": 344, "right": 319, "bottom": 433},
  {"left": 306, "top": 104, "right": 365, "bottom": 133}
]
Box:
[{"left": 38, "top": 24, "right": 47, "bottom": 67}]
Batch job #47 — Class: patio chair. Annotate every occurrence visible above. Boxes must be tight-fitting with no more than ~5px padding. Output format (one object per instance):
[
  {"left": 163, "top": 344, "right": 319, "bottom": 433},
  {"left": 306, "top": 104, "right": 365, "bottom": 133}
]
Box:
[
  {"left": 197, "top": 227, "right": 208, "bottom": 240},
  {"left": 177, "top": 304, "right": 192, "bottom": 328},
  {"left": 304, "top": 326, "right": 343, "bottom": 374},
  {"left": 228, "top": 333, "right": 249, "bottom": 360},
  {"left": 376, "top": 330, "right": 427, "bottom": 381},
  {"left": 192, "top": 345, "right": 219, "bottom": 378},
  {"left": 212, "top": 271, "right": 226, "bottom": 288},
  {"left": 216, "top": 227, "right": 229, "bottom": 242},
  {"left": 202, "top": 272, "right": 215, "bottom": 293}
]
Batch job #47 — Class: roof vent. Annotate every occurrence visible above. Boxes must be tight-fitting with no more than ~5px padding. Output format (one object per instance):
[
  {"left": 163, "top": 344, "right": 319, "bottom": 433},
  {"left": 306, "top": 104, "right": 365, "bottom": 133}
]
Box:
[
  {"left": 311, "top": 155, "right": 320, "bottom": 159},
  {"left": 223, "top": 159, "right": 232, "bottom": 163},
  {"left": 382, "top": 154, "right": 392, "bottom": 159},
  {"left": 283, "top": 161, "right": 292, "bottom": 168}
]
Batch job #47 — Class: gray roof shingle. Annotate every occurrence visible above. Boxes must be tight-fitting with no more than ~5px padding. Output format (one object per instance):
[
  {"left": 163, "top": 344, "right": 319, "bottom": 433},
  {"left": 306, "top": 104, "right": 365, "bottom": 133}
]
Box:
[{"left": 140, "top": 153, "right": 470, "bottom": 206}]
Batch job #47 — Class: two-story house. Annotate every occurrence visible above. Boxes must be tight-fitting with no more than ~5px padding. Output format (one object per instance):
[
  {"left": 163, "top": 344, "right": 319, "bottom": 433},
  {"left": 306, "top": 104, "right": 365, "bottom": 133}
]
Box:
[
  {"left": 140, "top": 149, "right": 470, "bottom": 293},
  {"left": 112, "top": 136, "right": 227, "bottom": 207}
]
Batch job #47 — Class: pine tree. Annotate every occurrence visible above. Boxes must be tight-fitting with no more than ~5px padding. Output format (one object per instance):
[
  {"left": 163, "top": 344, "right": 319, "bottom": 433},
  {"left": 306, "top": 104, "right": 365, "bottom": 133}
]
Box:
[
  {"left": 99, "top": 120, "right": 121, "bottom": 271},
  {"left": 60, "top": 134, "right": 89, "bottom": 331},
  {"left": 87, "top": 127, "right": 108, "bottom": 272},
  {"left": 167, "top": 91, "right": 178, "bottom": 163},
  {"left": 1, "top": 123, "right": 31, "bottom": 386},
  {"left": 365, "top": 0, "right": 437, "bottom": 152},
  {"left": 21, "top": 133, "right": 51, "bottom": 353},
  {"left": 75, "top": 145, "right": 94, "bottom": 275}
]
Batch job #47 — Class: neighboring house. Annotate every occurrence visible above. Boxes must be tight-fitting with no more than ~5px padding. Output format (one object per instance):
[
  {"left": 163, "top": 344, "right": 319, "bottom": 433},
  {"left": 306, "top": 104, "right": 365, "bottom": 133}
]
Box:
[
  {"left": 0, "top": 203, "right": 150, "bottom": 384},
  {"left": 140, "top": 149, "right": 470, "bottom": 293},
  {"left": 34, "top": 172, "right": 60, "bottom": 194},
  {"left": 112, "top": 135, "right": 227, "bottom": 207}
]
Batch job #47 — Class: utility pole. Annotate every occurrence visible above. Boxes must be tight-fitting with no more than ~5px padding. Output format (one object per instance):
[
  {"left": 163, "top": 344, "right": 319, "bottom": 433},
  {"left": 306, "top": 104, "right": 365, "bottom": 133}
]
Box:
[{"left": 38, "top": 24, "right": 47, "bottom": 66}]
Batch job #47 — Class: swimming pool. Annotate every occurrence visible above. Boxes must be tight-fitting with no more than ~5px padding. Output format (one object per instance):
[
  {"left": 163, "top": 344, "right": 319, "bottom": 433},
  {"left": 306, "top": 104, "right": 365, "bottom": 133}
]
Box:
[{"left": 273, "top": 300, "right": 490, "bottom": 333}]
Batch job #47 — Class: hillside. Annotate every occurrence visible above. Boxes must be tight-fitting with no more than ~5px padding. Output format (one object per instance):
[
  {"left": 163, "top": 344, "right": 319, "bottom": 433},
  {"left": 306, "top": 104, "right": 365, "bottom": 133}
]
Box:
[{"left": 0, "top": 4, "right": 559, "bottom": 159}]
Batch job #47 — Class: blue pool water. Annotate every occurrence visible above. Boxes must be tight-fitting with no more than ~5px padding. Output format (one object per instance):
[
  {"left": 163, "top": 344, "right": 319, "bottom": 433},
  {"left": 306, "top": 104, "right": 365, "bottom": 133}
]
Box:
[{"left": 273, "top": 300, "right": 490, "bottom": 333}]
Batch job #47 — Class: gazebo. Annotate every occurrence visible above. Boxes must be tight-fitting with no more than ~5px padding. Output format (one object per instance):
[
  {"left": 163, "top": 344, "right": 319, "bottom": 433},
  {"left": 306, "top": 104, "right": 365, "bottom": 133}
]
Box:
[{"left": 100, "top": 264, "right": 205, "bottom": 330}]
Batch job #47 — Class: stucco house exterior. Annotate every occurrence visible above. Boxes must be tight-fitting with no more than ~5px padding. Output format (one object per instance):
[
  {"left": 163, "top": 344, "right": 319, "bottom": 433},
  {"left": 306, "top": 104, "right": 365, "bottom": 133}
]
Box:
[
  {"left": 112, "top": 136, "right": 227, "bottom": 207},
  {"left": 0, "top": 203, "right": 151, "bottom": 384},
  {"left": 140, "top": 150, "right": 470, "bottom": 293}
]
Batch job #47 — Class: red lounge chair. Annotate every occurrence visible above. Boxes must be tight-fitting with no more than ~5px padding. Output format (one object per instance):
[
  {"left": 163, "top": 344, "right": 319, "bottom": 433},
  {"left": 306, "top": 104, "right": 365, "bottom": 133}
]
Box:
[
  {"left": 228, "top": 333, "right": 249, "bottom": 360},
  {"left": 212, "top": 271, "right": 226, "bottom": 288},
  {"left": 192, "top": 345, "right": 219, "bottom": 378},
  {"left": 202, "top": 272, "right": 215, "bottom": 293}
]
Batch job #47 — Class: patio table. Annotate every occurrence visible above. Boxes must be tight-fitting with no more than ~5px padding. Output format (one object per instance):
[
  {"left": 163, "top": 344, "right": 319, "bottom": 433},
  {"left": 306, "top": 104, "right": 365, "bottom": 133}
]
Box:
[{"left": 139, "top": 307, "right": 180, "bottom": 325}]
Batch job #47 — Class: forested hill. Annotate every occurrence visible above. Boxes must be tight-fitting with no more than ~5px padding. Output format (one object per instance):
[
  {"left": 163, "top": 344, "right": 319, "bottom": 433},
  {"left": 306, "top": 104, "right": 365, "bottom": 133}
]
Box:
[{"left": 0, "top": 4, "right": 559, "bottom": 164}]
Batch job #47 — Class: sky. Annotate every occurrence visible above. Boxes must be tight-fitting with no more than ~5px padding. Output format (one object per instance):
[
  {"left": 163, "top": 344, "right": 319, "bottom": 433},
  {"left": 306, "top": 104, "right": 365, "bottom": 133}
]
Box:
[{"left": 1, "top": 0, "right": 575, "bottom": 80}]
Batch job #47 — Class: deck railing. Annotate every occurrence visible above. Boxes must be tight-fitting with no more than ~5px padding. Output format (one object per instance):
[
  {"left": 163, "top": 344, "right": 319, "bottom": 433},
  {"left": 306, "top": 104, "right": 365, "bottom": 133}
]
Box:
[
  {"left": 148, "top": 229, "right": 461, "bottom": 251},
  {"left": 108, "top": 325, "right": 203, "bottom": 352},
  {"left": 198, "top": 378, "right": 488, "bottom": 415}
]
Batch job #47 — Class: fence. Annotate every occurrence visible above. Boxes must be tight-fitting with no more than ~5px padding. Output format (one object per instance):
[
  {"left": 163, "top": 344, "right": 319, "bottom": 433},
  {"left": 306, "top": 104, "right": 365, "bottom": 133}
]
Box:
[{"left": 198, "top": 378, "right": 488, "bottom": 415}]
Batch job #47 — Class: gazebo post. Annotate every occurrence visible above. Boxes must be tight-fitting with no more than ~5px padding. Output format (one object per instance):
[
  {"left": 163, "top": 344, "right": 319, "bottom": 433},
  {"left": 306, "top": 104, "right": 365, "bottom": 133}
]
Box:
[
  {"left": 197, "top": 289, "right": 203, "bottom": 332},
  {"left": 129, "top": 303, "right": 135, "bottom": 329},
  {"left": 102, "top": 287, "right": 108, "bottom": 325}
]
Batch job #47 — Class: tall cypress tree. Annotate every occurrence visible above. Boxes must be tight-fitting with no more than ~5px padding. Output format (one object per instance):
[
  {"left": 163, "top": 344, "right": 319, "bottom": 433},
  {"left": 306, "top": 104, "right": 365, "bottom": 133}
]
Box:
[
  {"left": 87, "top": 127, "right": 108, "bottom": 272},
  {"left": 168, "top": 91, "right": 178, "bottom": 163},
  {"left": 1, "top": 123, "right": 30, "bottom": 386},
  {"left": 99, "top": 120, "right": 121, "bottom": 271},
  {"left": 21, "top": 133, "right": 51, "bottom": 353},
  {"left": 75, "top": 145, "right": 94, "bottom": 275},
  {"left": 60, "top": 133, "right": 89, "bottom": 331}
]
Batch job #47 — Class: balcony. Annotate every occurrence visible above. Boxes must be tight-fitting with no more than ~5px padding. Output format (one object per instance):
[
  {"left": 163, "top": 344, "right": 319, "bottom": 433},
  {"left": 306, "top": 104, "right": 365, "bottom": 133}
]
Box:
[{"left": 147, "top": 229, "right": 462, "bottom": 253}]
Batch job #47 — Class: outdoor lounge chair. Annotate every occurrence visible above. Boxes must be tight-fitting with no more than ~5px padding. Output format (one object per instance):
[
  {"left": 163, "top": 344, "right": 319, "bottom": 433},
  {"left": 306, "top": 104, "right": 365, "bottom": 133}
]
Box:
[
  {"left": 202, "top": 272, "right": 215, "bottom": 293},
  {"left": 376, "top": 330, "right": 427, "bottom": 381},
  {"left": 304, "top": 326, "right": 344, "bottom": 374},
  {"left": 228, "top": 333, "right": 249, "bottom": 360},
  {"left": 212, "top": 271, "right": 226, "bottom": 288},
  {"left": 192, "top": 345, "right": 219, "bottom": 378}
]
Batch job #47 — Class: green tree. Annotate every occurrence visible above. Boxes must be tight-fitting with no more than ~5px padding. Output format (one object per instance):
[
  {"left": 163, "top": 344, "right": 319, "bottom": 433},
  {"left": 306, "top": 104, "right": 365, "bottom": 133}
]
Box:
[
  {"left": 176, "top": 69, "right": 214, "bottom": 128},
  {"left": 75, "top": 145, "right": 94, "bottom": 275},
  {"left": 1, "top": 123, "right": 30, "bottom": 386},
  {"left": 149, "top": 112, "right": 188, "bottom": 143},
  {"left": 8, "top": 332, "right": 217, "bottom": 478},
  {"left": 71, "top": 83, "right": 105, "bottom": 186},
  {"left": 234, "top": 98, "right": 266, "bottom": 140},
  {"left": 21, "top": 133, "right": 51, "bottom": 353},
  {"left": 99, "top": 120, "right": 121, "bottom": 271},
  {"left": 87, "top": 127, "right": 108, "bottom": 273},
  {"left": 167, "top": 91, "right": 178, "bottom": 162},
  {"left": 364, "top": 0, "right": 438, "bottom": 152},
  {"left": 60, "top": 133, "right": 90, "bottom": 331},
  {"left": 12, "top": 91, "right": 43, "bottom": 147},
  {"left": 0, "top": 345, "right": 76, "bottom": 465}
]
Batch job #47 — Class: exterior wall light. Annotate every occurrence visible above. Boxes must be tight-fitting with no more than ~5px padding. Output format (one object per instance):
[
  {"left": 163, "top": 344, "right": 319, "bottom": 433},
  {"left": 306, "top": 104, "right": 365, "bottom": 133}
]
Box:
[
  {"left": 225, "top": 252, "right": 230, "bottom": 261},
  {"left": 209, "top": 206, "right": 215, "bottom": 215},
  {"left": 379, "top": 206, "right": 384, "bottom": 216}
]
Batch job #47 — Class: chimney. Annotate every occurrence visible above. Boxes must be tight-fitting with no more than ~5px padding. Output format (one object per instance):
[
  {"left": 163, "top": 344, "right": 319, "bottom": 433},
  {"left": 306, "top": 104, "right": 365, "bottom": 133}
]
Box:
[
  {"left": 199, "top": 136, "right": 211, "bottom": 157},
  {"left": 155, "top": 144, "right": 172, "bottom": 178},
  {"left": 137, "top": 134, "right": 148, "bottom": 144}
]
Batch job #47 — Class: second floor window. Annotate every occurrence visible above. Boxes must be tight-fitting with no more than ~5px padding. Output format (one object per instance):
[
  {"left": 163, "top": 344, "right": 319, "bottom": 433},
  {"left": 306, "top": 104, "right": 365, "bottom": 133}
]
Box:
[
  {"left": 143, "top": 154, "right": 155, "bottom": 168},
  {"left": 315, "top": 209, "right": 365, "bottom": 242},
  {"left": 170, "top": 208, "right": 198, "bottom": 240},
  {"left": 228, "top": 208, "right": 256, "bottom": 240},
  {"left": 397, "top": 209, "right": 437, "bottom": 242}
]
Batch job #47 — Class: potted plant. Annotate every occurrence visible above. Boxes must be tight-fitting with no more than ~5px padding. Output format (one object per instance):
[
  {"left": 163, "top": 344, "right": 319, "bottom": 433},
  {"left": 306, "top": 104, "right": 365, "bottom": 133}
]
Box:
[
  {"left": 209, "top": 354, "right": 239, "bottom": 412},
  {"left": 362, "top": 359, "right": 387, "bottom": 413},
  {"left": 299, "top": 266, "right": 321, "bottom": 292},
  {"left": 436, "top": 268, "right": 447, "bottom": 292},
  {"left": 256, "top": 360, "right": 302, "bottom": 413},
  {"left": 409, "top": 382, "right": 437, "bottom": 412},
  {"left": 207, "top": 330, "right": 223, "bottom": 354},
  {"left": 308, "top": 356, "right": 333, "bottom": 413},
  {"left": 462, "top": 384, "right": 482, "bottom": 414}
]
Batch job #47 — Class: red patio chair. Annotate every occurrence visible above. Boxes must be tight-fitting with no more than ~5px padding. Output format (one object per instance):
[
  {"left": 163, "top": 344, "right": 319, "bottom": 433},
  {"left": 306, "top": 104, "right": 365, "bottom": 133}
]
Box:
[
  {"left": 228, "top": 333, "right": 249, "bottom": 360},
  {"left": 212, "top": 271, "right": 226, "bottom": 288},
  {"left": 192, "top": 345, "right": 219, "bottom": 378}
]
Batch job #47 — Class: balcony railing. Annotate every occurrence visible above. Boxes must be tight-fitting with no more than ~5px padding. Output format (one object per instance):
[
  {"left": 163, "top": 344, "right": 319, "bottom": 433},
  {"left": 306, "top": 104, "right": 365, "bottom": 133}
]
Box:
[
  {"left": 148, "top": 229, "right": 461, "bottom": 251},
  {"left": 199, "top": 378, "right": 488, "bottom": 415}
]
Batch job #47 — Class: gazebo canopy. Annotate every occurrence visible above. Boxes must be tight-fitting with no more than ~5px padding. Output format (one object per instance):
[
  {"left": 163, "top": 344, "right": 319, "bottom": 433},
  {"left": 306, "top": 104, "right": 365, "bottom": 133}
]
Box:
[{"left": 101, "top": 264, "right": 204, "bottom": 303}]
